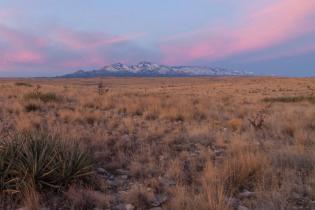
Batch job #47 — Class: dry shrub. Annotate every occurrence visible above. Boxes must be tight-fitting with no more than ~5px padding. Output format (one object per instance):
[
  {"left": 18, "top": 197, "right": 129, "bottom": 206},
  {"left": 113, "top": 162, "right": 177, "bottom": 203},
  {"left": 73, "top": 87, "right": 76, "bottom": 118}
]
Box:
[
  {"left": 65, "top": 186, "right": 109, "bottom": 210},
  {"left": 167, "top": 162, "right": 232, "bottom": 210},
  {"left": 221, "top": 151, "right": 268, "bottom": 193},
  {"left": 21, "top": 183, "right": 41, "bottom": 210},
  {"left": 263, "top": 96, "right": 315, "bottom": 104},
  {"left": 24, "top": 92, "right": 60, "bottom": 103},
  {"left": 167, "top": 186, "right": 199, "bottom": 210},
  {"left": 15, "top": 82, "right": 33, "bottom": 87},
  {"left": 270, "top": 148, "right": 314, "bottom": 177},
  {"left": 201, "top": 162, "right": 232, "bottom": 210},
  {"left": 124, "top": 184, "right": 156, "bottom": 210},
  {"left": 24, "top": 102, "right": 41, "bottom": 112},
  {"left": 161, "top": 106, "right": 185, "bottom": 122},
  {"left": 166, "top": 159, "right": 183, "bottom": 183},
  {"left": 186, "top": 125, "right": 214, "bottom": 147},
  {"left": 228, "top": 118, "right": 243, "bottom": 131}
]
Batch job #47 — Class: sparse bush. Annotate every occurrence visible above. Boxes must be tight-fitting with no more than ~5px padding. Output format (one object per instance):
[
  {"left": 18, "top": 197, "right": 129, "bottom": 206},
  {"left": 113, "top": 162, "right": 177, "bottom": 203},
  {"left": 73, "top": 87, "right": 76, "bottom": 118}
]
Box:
[
  {"left": 15, "top": 82, "right": 33, "bottom": 87},
  {"left": 24, "top": 102, "right": 41, "bottom": 112},
  {"left": 248, "top": 103, "right": 272, "bottom": 130}
]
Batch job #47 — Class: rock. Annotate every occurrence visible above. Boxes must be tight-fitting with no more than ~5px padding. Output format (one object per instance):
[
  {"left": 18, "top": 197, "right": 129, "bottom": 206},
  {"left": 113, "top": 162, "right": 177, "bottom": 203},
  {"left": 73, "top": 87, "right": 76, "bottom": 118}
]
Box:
[
  {"left": 239, "top": 190, "right": 256, "bottom": 199},
  {"left": 159, "top": 177, "right": 176, "bottom": 187},
  {"left": 156, "top": 194, "right": 168, "bottom": 204},
  {"left": 97, "top": 167, "right": 115, "bottom": 180},
  {"left": 96, "top": 167, "right": 106, "bottom": 174},
  {"left": 116, "top": 168, "right": 129, "bottom": 175},
  {"left": 214, "top": 149, "right": 224, "bottom": 156},
  {"left": 125, "top": 204, "right": 135, "bottom": 210},
  {"left": 238, "top": 205, "right": 249, "bottom": 210},
  {"left": 120, "top": 175, "right": 128, "bottom": 180},
  {"left": 226, "top": 197, "right": 241, "bottom": 209},
  {"left": 122, "top": 135, "right": 130, "bottom": 142}
]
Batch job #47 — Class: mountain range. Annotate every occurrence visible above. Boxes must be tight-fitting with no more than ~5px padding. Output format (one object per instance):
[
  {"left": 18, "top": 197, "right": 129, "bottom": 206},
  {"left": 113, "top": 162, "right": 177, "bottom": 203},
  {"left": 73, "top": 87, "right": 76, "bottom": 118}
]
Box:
[{"left": 61, "top": 62, "right": 252, "bottom": 78}]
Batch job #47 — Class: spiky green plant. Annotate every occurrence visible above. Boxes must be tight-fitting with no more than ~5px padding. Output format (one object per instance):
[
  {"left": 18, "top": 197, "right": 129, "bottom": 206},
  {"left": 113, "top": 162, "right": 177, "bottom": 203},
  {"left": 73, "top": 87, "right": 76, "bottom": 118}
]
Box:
[
  {"left": 0, "top": 131, "right": 93, "bottom": 195},
  {"left": 0, "top": 140, "right": 21, "bottom": 194}
]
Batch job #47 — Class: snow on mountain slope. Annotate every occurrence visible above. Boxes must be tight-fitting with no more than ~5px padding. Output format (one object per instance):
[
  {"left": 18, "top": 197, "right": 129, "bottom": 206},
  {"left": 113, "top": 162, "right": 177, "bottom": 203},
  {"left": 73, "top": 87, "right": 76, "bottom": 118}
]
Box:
[{"left": 62, "top": 62, "right": 251, "bottom": 77}]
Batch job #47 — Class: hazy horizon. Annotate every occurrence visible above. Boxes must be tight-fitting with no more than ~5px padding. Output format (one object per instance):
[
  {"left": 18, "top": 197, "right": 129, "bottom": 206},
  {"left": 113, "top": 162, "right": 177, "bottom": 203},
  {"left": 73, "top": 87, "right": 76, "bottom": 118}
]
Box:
[{"left": 0, "top": 0, "right": 315, "bottom": 77}]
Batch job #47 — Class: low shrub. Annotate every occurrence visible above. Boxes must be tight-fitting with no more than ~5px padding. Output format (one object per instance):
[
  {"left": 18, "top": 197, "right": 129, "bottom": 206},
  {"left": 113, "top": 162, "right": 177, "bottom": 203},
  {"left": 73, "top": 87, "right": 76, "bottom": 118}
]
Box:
[
  {"left": 24, "top": 92, "right": 60, "bottom": 103},
  {"left": 15, "top": 82, "right": 33, "bottom": 87},
  {"left": 24, "top": 102, "right": 41, "bottom": 112},
  {"left": 263, "top": 96, "right": 315, "bottom": 104}
]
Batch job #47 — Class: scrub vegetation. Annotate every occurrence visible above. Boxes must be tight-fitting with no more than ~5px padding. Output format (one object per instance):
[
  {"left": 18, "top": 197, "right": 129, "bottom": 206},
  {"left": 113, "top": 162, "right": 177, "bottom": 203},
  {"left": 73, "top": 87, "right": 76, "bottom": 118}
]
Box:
[{"left": 0, "top": 77, "right": 315, "bottom": 210}]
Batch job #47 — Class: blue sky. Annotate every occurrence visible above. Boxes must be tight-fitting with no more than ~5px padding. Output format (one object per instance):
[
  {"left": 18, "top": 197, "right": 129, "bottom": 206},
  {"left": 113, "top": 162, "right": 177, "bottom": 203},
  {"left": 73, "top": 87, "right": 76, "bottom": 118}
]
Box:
[{"left": 0, "top": 0, "right": 314, "bottom": 76}]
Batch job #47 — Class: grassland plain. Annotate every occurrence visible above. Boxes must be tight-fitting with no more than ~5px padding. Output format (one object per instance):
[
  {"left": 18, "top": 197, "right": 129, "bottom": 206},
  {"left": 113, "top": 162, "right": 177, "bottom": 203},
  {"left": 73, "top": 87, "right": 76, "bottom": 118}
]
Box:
[{"left": 0, "top": 77, "right": 315, "bottom": 210}]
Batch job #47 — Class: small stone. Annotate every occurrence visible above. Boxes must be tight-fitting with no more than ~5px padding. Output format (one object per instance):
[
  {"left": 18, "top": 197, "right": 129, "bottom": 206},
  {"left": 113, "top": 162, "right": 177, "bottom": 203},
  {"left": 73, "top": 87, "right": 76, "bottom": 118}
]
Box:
[
  {"left": 239, "top": 190, "right": 255, "bottom": 199},
  {"left": 121, "top": 175, "right": 128, "bottom": 179},
  {"left": 125, "top": 204, "right": 135, "bottom": 210},
  {"left": 116, "top": 168, "right": 130, "bottom": 175},
  {"left": 238, "top": 205, "right": 249, "bottom": 210},
  {"left": 96, "top": 167, "right": 106, "bottom": 174},
  {"left": 122, "top": 135, "right": 130, "bottom": 142},
  {"left": 226, "top": 197, "right": 241, "bottom": 209},
  {"left": 156, "top": 194, "right": 168, "bottom": 204},
  {"left": 159, "top": 178, "right": 176, "bottom": 187},
  {"left": 214, "top": 149, "right": 224, "bottom": 156}
]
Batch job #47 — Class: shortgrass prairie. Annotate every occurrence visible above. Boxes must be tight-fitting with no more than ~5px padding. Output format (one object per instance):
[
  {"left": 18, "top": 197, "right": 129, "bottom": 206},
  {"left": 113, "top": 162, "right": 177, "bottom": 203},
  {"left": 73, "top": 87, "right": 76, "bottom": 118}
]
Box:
[{"left": 0, "top": 77, "right": 315, "bottom": 210}]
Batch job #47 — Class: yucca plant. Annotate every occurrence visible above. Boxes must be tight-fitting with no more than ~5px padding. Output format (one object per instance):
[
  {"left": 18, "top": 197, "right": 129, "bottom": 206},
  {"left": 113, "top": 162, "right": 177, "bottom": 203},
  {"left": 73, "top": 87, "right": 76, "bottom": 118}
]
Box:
[
  {"left": 0, "top": 130, "right": 94, "bottom": 195},
  {"left": 0, "top": 140, "right": 21, "bottom": 194},
  {"left": 56, "top": 142, "right": 94, "bottom": 186}
]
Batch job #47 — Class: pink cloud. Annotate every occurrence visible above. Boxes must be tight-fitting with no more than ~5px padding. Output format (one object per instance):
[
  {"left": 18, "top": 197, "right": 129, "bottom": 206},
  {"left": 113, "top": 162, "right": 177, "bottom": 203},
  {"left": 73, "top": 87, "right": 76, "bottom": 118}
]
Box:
[
  {"left": 6, "top": 50, "right": 43, "bottom": 63},
  {"left": 53, "top": 28, "right": 144, "bottom": 50},
  {"left": 161, "top": 0, "right": 315, "bottom": 64},
  {"left": 0, "top": 24, "right": 144, "bottom": 71}
]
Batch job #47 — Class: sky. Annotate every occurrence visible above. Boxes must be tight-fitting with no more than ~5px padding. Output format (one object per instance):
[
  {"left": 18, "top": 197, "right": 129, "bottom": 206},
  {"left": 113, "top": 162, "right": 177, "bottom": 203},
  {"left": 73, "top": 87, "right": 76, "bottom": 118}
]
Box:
[{"left": 0, "top": 0, "right": 315, "bottom": 77}]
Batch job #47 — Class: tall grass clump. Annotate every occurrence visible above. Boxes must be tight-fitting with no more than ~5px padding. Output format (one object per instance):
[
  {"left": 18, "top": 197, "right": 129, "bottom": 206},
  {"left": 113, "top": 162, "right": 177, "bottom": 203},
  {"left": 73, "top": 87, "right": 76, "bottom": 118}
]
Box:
[
  {"left": 0, "top": 131, "right": 93, "bottom": 196},
  {"left": 15, "top": 82, "right": 33, "bottom": 87},
  {"left": 24, "top": 92, "right": 60, "bottom": 103}
]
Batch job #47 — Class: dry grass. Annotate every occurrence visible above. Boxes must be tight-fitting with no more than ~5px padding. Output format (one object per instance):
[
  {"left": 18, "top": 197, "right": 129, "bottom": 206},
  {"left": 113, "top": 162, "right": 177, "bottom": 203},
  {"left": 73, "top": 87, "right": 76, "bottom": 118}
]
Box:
[{"left": 0, "top": 77, "right": 315, "bottom": 209}]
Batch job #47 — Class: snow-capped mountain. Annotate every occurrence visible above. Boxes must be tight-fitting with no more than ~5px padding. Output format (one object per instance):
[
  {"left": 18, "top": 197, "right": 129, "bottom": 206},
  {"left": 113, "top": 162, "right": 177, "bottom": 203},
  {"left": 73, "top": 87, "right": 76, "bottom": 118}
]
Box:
[{"left": 61, "top": 61, "right": 251, "bottom": 78}]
